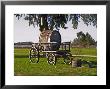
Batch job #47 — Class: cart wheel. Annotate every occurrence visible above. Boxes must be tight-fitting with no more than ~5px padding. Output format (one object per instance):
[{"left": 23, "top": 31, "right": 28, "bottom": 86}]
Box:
[
  {"left": 39, "top": 45, "right": 44, "bottom": 51},
  {"left": 47, "top": 53, "right": 56, "bottom": 65},
  {"left": 29, "top": 48, "right": 39, "bottom": 63},
  {"left": 63, "top": 53, "right": 71, "bottom": 64}
]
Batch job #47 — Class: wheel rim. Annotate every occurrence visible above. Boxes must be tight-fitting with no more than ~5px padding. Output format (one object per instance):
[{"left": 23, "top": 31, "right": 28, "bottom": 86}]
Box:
[
  {"left": 48, "top": 53, "right": 56, "bottom": 65},
  {"left": 64, "top": 53, "right": 71, "bottom": 64},
  {"left": 30, "top": 48, "right": 39, "bottom": 63},
  {"left": 30, "top": 57, "right": 39, "bottom": 63}
]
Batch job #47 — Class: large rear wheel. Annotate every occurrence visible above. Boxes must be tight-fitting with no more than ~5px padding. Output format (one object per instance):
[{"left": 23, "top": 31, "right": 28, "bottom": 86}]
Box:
[
  {"left": 47, "top": 53, "right": 56, "bottom": 65},
  {"left": 29, "top": 48, "right": 39, "bottom": 63}
]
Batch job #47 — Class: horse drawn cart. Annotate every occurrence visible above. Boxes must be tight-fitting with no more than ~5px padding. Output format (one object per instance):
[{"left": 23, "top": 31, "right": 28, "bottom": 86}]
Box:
[{"left": 29, "top": 42, "right": 72, "bottom": 65}]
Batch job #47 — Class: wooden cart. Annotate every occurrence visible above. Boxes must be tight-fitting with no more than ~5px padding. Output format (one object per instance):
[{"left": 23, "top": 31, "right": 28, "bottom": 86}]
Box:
[{"left": 29, "top": 42, "right": 72, "bottom": 65}]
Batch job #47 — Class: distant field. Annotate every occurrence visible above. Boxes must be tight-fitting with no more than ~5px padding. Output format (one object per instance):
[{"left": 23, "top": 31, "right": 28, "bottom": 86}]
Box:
[{"left": 14, "top": 48, "right": 97, "bottom": 76}]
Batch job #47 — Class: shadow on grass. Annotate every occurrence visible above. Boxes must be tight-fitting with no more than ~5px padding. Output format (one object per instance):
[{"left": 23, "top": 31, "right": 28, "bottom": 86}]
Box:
[
  {"left": 82, "top": 60, "right": 97, "bottom": 68},
  {"left": 14, "top": 55, "right": 97, "bottom": 68},
  {"left": 14, "top": 55, "right": 29, "bottom": 58}
]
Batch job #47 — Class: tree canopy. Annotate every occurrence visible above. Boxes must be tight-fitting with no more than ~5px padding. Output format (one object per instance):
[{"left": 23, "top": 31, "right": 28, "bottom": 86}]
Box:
[
  {"left": 72, "top": 31, "right": 96, "bottom": 48},
  {"left": 15, "top": 14, "right": 97, "bottom": 31}
]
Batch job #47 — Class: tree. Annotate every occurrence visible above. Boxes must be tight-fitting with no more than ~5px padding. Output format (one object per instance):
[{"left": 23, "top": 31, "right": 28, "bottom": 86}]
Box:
[
  {"left": 72, "top": 31, "right": 96, "bottom": 48},
  {"left": 15, "top": 14, "right": 97, "bottom": 30},
  {"left": 76, "top": 31, "right": 86, "bottom": 47},
  {"left": 15, "top": 14, "right": 97, "bottom": 43},
  {"left": 85, "top": 32, "right": 96, "bottom": 47}
]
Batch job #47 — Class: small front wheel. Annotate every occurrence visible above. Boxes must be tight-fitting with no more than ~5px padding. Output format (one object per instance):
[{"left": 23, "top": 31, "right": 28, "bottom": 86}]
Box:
[
  {"left": 63, "top": 53, "right": 72, "bottom": 64},
  {"left": 47, "top": 53, "right": 56, "bottom": 65}
]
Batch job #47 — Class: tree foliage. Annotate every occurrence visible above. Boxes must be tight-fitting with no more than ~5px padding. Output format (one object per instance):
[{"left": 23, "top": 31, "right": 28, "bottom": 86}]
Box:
[
  {"left": 72, "top": 31, "right": 96, "bottom": 48},
  {"left": 15, "top": 14, "right": 97, "bottom": 31}
]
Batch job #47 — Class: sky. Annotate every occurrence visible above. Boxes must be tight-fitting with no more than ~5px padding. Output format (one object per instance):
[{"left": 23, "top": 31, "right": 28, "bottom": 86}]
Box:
[{"left": 14, "top": 15, "right": 97, "bottom": 43}]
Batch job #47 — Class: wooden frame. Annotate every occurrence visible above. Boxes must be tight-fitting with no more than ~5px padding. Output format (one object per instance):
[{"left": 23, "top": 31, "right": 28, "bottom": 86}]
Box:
[{"left": 1, "top": 0, "right": 109, "bottom": 88}]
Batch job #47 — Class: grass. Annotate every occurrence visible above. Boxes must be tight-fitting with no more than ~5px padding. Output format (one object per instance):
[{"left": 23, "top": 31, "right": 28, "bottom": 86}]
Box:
[
  {"left": 71, "top": 48, "right": 97, "bottom": 55},
  {"left": 14, "top": 48, "right": 97, "bottom": 76}
]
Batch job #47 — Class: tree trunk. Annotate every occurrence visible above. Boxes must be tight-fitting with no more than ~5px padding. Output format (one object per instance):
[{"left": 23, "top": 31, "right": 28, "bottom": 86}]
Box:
[
  {"left": 39, "top": 29, "right": 52, "bottom": 50},
  {"left": 38, "top": 15, "right": 53, "bottom": 50}
]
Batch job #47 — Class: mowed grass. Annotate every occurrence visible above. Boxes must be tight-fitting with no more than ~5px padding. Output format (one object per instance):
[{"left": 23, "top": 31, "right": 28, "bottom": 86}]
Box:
[
  {"left": 71, "top": 48, "right": 97, "bottom": 56},
  {"left": 14, "top": 48, "right": 97, "bottom": 76}
]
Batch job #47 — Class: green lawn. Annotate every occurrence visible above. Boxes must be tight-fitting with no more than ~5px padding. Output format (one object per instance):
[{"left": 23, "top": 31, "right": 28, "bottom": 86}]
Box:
[
  {"left": 71, "top": 48, "right": 97, "bottom": 55},
  {"left": 14, "top": 48, "right": 97, "bottom": 76}
]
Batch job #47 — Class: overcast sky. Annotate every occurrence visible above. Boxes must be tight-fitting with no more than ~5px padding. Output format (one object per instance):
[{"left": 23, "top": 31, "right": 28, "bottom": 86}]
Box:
[{"left": 14, "top": 15, "right": 97, "bottom": 43}]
